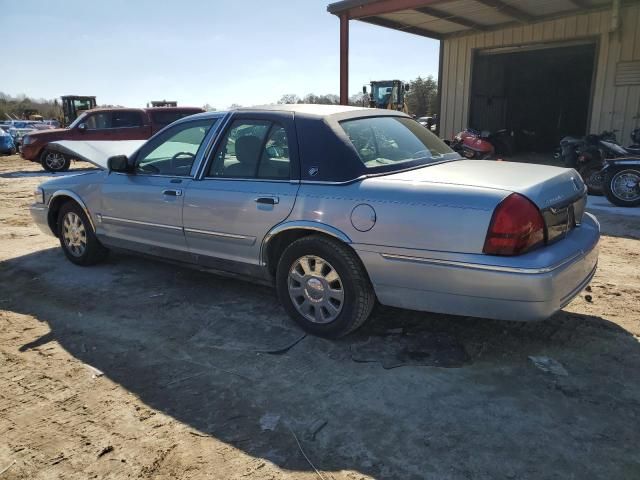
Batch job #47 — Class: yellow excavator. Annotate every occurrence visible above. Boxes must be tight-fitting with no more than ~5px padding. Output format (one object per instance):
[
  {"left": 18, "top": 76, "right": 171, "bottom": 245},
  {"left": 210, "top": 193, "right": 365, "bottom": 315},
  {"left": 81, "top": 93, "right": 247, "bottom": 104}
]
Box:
[{"left": 363, "top": 80, "right": 409, "bottom": 113}]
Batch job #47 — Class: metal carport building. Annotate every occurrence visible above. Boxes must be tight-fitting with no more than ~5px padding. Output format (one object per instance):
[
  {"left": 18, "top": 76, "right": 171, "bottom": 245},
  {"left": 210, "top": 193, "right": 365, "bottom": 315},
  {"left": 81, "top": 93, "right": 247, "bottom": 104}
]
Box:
[{"left": 328, "top": 0, "right": 640, "bottom": 151}]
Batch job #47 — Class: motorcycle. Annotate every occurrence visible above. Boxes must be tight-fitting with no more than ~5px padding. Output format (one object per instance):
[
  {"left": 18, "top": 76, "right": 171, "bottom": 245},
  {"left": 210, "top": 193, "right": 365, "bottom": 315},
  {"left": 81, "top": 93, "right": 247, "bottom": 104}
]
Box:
[
  {"left": 601, "top": 157, "right": 640, "bottom": 207},
  {"left": 558, "top": 130, "right": 623, "bottom": 195},
  {"left": 450, "top": 128, "right": 514, "bottom": 159}
]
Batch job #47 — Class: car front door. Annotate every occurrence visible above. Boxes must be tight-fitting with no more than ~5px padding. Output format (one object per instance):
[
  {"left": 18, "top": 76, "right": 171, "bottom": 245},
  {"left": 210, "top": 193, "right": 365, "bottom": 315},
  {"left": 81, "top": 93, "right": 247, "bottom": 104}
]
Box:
[
  {"left": 183, "top": 112, "right": 300, "bottom": 268},
  {"left": 76, "top": 111, "right": 114, "bottom": 140},
  {"left": 96, "top": 117, "right": 219, "bottom": 260}
]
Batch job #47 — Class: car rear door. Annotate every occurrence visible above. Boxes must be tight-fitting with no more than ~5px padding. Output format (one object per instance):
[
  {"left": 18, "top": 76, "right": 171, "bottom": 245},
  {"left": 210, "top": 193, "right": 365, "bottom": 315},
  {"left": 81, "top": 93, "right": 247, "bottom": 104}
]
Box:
[
  {"left": 182, "top": 111, "right": 300, "bottom": 267},
  {"left": 108, "top": 110, "right": 151, "bottom": 139},
  {"left": 96, "top": 117, "right": 219, "bottom": 260}
]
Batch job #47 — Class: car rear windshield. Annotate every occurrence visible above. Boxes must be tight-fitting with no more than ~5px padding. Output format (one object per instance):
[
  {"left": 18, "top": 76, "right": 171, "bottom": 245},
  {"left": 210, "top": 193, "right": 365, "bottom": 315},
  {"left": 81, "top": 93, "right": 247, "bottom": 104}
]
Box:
[{"left": 340, "top": 116, "right": 454, "bottom": 169}]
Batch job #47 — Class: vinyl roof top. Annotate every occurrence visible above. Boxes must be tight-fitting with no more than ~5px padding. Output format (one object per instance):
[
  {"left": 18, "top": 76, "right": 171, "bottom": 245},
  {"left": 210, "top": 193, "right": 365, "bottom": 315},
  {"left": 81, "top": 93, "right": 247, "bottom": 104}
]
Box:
[{"left": 327, "top": 0, "right": 614, "bottom": 39}]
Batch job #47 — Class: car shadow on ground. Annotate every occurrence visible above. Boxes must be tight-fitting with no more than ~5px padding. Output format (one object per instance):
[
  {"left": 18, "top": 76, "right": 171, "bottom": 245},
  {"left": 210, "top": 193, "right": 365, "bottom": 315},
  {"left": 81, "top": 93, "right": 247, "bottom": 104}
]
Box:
[{"left": 2, "top": 247, "right": 640, "bottom": 479}]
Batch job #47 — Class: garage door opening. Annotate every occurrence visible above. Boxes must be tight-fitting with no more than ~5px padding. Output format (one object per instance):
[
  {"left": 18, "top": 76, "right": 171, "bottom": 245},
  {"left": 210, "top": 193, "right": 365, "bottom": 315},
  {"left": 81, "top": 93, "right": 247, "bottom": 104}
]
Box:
[{"left": 469, "top": 42, "right": 596, "bottom": 154}]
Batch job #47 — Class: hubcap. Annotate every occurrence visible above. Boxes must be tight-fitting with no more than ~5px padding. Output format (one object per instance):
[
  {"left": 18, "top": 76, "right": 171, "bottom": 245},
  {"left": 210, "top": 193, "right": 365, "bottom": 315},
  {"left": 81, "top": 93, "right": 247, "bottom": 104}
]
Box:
[
  {"left": 45, "top": 152, "right": 65, "bottom": 170},
  {"left": 611, "top": 170, "right": 640, "bottom": 201},
  {"left": 288, "top": 255, "right": 344, "bottom": 324},
  {"left": 62, "top": 212, "right": 87, "bottom": 257}
]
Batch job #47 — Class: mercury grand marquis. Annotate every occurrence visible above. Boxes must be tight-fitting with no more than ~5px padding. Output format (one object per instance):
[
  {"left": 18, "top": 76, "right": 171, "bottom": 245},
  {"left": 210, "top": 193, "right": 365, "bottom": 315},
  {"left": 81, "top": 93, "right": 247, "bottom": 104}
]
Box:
[{"left": 30, "top": 105, "right": 599, "bottom": 337}]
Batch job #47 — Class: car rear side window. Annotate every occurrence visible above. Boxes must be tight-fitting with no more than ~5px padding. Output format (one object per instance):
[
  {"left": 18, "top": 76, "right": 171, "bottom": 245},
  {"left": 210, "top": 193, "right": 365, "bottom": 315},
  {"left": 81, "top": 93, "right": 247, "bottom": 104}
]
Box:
[
  {"left": 112, "top": 111, "right": 143, "bottom": 128},
  {"left": 340, "top": 116, "right": 453, "bottom": 168},
  {"left": 207, "top": 120, "right": 290, "bottom": 180}
]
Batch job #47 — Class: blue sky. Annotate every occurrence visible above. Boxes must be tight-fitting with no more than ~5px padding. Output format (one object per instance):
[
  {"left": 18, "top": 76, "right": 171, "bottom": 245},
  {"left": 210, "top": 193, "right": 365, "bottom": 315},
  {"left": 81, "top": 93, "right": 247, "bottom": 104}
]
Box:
[{"left": 2, "top": 0, "right": 440, "bottom": 109}]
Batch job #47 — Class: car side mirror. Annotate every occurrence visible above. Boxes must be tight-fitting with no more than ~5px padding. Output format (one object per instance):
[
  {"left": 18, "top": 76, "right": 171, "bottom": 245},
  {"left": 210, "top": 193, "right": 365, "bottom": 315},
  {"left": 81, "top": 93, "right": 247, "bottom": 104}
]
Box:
[
  {"left": 107, "top": 155, "right": 129, "bottom": 173},
  {"left": 78, "top": 123, "right": 87, "bottom": 132}
]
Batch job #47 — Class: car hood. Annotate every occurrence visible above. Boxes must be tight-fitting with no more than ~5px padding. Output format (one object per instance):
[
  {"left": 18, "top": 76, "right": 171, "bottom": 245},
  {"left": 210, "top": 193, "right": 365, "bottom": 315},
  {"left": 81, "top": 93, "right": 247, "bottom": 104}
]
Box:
[
  {"left": 376, "top": 159, "right": 586, "bottom": 209},
  {"left": 27, "top": 128, "right": 68, "bottom": 137},
  {"left": 47, "top": 140, "right": 146, "bottom": 169}
]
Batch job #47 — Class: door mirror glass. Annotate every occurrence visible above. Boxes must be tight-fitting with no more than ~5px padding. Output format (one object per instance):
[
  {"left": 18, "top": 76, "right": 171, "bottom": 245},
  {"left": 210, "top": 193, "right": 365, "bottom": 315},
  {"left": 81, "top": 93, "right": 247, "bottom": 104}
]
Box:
[
  {"left": 78, "top": 123, "right": 87, "bottom": 131},
  {"left": 107, "top": 155, "right": 129, "bottom": 172}
]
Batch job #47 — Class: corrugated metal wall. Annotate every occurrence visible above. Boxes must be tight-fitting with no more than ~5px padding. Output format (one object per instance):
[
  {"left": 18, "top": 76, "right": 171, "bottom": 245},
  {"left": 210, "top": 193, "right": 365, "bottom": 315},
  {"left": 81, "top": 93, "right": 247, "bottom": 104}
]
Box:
[{"left": 440, "top": 3, "right": 640, "bottom": 145}]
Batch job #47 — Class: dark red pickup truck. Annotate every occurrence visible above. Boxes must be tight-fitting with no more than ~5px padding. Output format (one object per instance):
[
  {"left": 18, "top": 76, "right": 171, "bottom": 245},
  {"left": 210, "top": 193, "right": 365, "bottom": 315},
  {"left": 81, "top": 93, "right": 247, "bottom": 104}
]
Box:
[{"left": 21, "top": 106, "right": 204, "bottom": 171}]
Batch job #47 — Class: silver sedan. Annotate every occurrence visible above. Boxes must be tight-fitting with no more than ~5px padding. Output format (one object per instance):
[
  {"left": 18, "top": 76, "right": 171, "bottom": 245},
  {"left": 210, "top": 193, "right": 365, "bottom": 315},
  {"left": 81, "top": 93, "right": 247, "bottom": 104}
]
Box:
[{"left": 31, "top": 105, "right": 599, "bottom": 337}]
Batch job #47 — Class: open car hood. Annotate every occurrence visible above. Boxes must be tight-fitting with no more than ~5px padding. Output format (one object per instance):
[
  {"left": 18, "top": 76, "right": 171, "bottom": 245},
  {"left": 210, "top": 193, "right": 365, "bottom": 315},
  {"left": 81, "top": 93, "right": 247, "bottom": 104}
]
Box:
[{"left": 47, "top": 140, "right": 146, "bottom": 170}]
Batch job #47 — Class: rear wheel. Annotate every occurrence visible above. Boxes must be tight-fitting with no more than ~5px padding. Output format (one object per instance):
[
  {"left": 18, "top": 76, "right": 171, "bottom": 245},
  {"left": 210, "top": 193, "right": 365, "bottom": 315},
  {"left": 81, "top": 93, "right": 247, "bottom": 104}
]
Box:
[
  {"left": 579, "top": 162, "right": 605, "bottom": 196},
  {"left": 604, "top": 167, "right": 640, "bottom": 207},
  {"left": 57, "top": 202, "right": 108, "bottom": 265},
  {"left": 41, "top": 149, "right": 71, "bottom": 172},
  {"left": 276, "top": 235, "right": 375, "bottom": 338}
]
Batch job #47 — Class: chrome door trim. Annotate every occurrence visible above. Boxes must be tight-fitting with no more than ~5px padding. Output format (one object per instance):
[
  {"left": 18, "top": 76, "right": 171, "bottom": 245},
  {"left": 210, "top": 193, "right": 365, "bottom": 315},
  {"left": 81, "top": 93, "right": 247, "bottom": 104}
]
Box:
[
  {"left": 100, "top": 215, "right": 183, "bottom": 231},
  {"left": 379, "top": 252, "right": 583, "bottom": 275},
  {"left": 184, "top": 227, "right": 256, "bottom": 242},
  {"left": 193, "top": 112, "right": 234, "bottom": 180}
]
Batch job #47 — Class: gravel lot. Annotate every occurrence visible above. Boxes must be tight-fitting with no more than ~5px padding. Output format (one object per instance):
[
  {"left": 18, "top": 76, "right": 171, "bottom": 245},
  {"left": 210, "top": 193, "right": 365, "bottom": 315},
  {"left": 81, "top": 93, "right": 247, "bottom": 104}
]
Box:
[{"left": 1, "top": 154, "right": 639, "bottom": 479}]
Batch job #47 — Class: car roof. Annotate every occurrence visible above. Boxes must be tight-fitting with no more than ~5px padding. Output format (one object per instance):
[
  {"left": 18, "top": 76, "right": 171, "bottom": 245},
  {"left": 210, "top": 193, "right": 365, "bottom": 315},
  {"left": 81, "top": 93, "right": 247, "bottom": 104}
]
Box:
[{"left": 181, "top": 104, "right": 408, "bottom": 122}]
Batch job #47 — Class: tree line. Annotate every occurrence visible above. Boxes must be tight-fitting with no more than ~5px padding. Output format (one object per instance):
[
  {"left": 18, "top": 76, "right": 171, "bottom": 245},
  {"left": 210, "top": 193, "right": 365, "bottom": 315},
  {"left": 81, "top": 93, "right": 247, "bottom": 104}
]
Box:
[
  {"left": 0, "top": 92, "right": 63, "bottom": 120},
  {"left": 276, "top": 75, "right": 438, "bottom": 117},
  {"left": 2, "top": 74, "right": 438, "bottom": 119}
]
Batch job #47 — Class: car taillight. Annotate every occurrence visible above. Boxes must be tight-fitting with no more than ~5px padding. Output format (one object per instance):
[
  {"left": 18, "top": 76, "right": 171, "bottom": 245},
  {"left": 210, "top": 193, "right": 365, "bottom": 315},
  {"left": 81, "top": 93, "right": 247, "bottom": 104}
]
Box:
[{"left": 483, "top": 193, "right": 545, "bottom": 256}]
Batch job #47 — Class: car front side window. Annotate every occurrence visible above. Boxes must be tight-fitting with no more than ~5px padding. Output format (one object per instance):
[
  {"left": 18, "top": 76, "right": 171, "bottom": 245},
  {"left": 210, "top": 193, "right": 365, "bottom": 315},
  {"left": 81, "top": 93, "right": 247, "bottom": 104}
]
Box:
[
  {"left": 135, "top": 119, "right": 215, "bottom": 176},
  {"left": 84, "top": 112, "right": 112, "bottom": 130},
  {"left": 207, "top": 120, "right": 290, "bottom": 180}
]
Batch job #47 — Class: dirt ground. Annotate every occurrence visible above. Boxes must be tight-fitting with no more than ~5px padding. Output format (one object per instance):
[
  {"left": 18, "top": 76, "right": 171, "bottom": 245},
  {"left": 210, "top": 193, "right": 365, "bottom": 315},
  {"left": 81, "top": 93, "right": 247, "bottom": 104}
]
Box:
[{"left": 1, "top": 154, "right": 639, "bottom": 480}]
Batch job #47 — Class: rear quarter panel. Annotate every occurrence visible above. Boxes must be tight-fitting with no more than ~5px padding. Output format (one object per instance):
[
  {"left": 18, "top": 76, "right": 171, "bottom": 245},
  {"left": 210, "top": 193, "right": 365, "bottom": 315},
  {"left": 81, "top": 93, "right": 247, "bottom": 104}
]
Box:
[{"left": 291, "top": 177, "right": 507, "bottom": 254}]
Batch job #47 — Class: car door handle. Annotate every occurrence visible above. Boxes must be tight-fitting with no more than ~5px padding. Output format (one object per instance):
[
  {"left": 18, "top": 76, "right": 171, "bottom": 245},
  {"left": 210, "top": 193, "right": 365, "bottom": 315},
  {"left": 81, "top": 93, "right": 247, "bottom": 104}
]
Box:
[
  {"left": 255, "top": 196, "right": 279, "bottom": 205},
  {"left": 162, "top": 189, "right": 182, "bottom": 196}
]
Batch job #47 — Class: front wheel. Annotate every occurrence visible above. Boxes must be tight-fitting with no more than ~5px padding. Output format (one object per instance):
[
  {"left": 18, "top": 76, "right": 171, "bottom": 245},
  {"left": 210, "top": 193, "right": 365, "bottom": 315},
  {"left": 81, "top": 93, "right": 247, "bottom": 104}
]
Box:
[
  {"left": 41, "top": 149, "right": 71, "bottom": 172},
  {"left": 604, "top": 167, "right": 640, "bottom": 207},
  {"left": 276, "top": 235, "right": 375, "bottom": 338},
  {"left": 57, "top": 202, "right": 109, "bottom": 265}
]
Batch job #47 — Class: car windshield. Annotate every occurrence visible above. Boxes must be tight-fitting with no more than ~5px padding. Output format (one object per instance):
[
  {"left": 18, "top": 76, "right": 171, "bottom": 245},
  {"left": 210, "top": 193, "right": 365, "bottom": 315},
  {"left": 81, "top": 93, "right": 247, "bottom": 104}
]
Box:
[{"left": 340, "top": 116, "right": 455, "bottom": 169}]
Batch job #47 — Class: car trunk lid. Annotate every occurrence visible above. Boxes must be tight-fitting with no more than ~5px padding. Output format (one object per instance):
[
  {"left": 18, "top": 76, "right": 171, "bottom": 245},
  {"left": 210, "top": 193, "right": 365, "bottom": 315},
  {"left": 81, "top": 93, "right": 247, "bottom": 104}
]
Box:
[{"left": 378, "top": 159, "right": 588, "bottom": 244}]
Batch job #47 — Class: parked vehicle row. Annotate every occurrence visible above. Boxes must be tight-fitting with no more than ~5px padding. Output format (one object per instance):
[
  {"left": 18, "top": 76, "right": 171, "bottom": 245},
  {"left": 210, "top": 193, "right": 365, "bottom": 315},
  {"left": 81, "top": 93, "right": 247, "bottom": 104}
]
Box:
[
  {"left": 0, "top": 128, "right": 16, "bottom": 155},
  {"left": 20, "top": 106, "right": 204, "bottom": 172},
  {"left": 30, "top": 105, "right": 599, "bottom": 338}
]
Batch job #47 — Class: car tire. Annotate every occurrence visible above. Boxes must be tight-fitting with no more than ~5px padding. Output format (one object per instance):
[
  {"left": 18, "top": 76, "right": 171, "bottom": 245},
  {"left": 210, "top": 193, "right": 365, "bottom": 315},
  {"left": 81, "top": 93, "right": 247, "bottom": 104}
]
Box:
[
  {"left": 579, "top": 162, "right": 605, "bottom": 196},
  {"left": 57, "top": 201, "right": 108, "bottom": 266},
  {"left": 604, "top": 167, "right": 640, "bottom": 207},
  {"left": 276, "top": 235, "right": 375, "bottom": 338},
  {"left": 41, "top": 149, "right": 71, "bottom": 172}
]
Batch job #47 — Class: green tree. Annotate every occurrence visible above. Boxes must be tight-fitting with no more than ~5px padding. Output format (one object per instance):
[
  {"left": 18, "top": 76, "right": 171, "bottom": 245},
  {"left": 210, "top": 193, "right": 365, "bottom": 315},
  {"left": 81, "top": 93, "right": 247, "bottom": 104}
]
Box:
[{"left": 405, "top": 75, "right": 438, "bottom": 117}]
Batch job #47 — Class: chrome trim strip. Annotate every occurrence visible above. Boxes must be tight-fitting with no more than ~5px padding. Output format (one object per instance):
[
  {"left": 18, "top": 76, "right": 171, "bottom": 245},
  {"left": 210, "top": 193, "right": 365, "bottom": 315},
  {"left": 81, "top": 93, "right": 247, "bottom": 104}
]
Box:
[
  {"left": 100, "top": 215, "right": 182, "bottom": 231},
  {"left": 47, "top": 190, "right": 96, "bottom": 231},
  {"left": 194, "top": 112, "right": 234, "bottom": 180},
  {"left": 113, "top": 172, "right": 193, "bottom": 179},
  {"left": 184, "top": 227, "right": 255, "bottom": 241},
  {"left": 260, "top": 221, "right": 352, "bottom": 267},
  {"left": 30, "top": 205, "right": 47, "bottom": 211},
  {"left": 200, "top": 177, "right": 293, "bottom": 183},
  {"left": 380, "top": 252, "right": 583, "bottom": 274}
]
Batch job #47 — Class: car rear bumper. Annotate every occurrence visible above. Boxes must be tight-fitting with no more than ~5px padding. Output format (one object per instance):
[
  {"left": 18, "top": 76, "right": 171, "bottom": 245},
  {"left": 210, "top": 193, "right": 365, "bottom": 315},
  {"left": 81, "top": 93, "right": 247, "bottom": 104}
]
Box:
[
  {"left": 354, "top": 213, "right": 600, "bottom": 321},
  {"left": 30, "top": 203, "right": 55, "bottom": 237}
]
